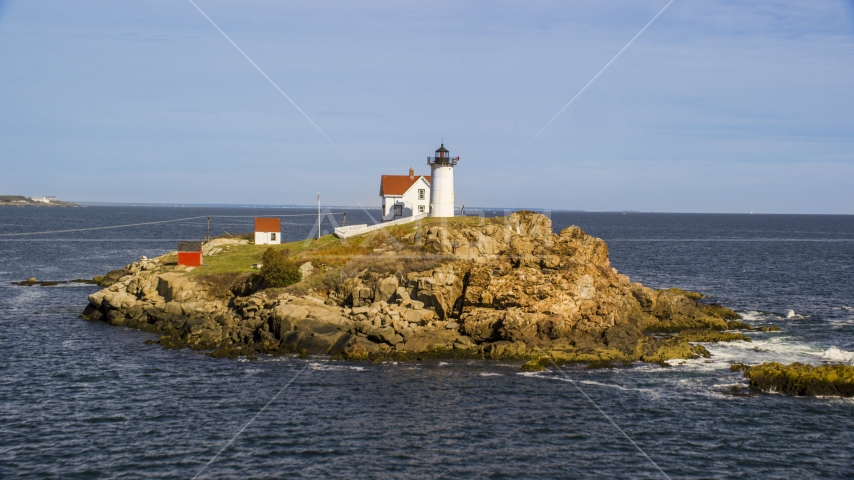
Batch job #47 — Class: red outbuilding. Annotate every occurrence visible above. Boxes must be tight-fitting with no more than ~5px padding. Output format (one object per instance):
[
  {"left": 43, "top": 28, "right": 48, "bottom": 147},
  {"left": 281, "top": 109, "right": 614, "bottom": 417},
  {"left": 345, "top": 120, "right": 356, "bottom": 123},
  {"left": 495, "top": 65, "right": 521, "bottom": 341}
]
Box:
[{"left": 177, "top": 241, "right": 203, "bottom": 267}]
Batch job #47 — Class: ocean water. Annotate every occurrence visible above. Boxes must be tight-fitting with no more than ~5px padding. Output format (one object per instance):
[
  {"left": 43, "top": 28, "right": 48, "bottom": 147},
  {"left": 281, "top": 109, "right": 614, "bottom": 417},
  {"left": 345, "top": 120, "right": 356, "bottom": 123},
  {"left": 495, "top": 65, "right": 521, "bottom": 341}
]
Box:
[{"left": 1, "top": 207, "right": 853, "bottom": 479}]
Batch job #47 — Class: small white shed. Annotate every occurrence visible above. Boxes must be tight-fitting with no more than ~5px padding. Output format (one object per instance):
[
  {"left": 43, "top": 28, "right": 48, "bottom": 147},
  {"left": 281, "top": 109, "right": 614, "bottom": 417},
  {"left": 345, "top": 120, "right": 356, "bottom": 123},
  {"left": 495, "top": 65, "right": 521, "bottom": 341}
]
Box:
[{"left": 254, "top": 218, "right": 281, "bottom": 245}]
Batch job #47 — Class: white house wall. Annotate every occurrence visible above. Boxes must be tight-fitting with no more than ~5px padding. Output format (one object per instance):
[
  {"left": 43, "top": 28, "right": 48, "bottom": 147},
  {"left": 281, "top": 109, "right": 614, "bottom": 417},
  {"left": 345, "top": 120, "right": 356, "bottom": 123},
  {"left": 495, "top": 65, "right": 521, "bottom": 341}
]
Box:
[
  {"left": 381, "top": 178, "right": 431, "bottom": 222},
  {"left": 254, "top": 231, "right": 281, "bottom": 245}
]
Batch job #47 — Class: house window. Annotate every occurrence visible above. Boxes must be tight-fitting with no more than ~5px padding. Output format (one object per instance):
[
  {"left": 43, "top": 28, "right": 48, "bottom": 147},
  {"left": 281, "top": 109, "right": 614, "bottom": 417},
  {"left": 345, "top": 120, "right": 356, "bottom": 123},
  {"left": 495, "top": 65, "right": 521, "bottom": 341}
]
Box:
[
  {"left": 394, "top": 205, "right": 402, "bottom": 217},
  {"left": 418, "top": 189, "right": 425, "bottom": 200},
  {"left": 270, "top": 232, "right": 276, "bottom": 241},
  {"left": 418, "top": 205, "right": 425, "bottom": 213}
]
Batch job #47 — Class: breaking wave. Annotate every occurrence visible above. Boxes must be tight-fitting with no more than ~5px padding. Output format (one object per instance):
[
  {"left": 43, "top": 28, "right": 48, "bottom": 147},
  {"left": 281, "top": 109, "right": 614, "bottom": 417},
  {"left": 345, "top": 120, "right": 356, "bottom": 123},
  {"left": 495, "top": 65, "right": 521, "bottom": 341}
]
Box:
[{"left": 820, "top": 346, "right": 854, "bottom": 364}]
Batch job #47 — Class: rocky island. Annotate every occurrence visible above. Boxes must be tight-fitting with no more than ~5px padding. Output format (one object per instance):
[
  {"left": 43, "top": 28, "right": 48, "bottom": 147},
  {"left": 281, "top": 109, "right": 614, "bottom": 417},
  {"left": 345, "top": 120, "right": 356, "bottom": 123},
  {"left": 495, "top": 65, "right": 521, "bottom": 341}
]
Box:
[{"left": 81, "top": 211, "right": 770, "bottom": 369}]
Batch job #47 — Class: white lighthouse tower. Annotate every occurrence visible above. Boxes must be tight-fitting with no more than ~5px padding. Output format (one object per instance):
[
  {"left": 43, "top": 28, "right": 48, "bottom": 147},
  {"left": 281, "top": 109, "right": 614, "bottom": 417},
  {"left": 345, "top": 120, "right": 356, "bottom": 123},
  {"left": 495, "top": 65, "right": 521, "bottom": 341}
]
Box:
[{"left": 427, "top": 144, "right": 459, "bottom": 217}]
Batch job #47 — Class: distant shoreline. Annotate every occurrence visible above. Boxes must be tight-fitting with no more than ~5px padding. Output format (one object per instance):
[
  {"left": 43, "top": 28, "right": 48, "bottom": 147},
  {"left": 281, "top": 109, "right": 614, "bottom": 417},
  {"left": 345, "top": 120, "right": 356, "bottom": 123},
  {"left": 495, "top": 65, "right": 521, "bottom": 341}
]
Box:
[{"left": 0, "top": 202, "right": 80, "bottom": 207}]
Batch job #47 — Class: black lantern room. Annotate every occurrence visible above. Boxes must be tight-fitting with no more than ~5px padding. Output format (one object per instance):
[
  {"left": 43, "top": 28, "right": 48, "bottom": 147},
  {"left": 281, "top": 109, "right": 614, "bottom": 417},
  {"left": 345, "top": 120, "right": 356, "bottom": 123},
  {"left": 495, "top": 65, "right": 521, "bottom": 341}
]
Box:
[
  {"left": 433, "top": 144, "right": 450, "bottom": 164},
  {"left": 427, "top": 143, "right": 459, "bottom": 166}
]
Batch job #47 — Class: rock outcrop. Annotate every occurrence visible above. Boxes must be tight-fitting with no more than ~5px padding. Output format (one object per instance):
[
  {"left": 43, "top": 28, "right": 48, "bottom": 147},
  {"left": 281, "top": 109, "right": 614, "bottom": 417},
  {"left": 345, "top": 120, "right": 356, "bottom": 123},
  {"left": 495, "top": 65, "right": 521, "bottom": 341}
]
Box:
[
  {"left": 81, "top": 212, "right": 750, "bottom": 364},
  {"left": 734, "top": 362, "right": 854, "bottom": 397}
]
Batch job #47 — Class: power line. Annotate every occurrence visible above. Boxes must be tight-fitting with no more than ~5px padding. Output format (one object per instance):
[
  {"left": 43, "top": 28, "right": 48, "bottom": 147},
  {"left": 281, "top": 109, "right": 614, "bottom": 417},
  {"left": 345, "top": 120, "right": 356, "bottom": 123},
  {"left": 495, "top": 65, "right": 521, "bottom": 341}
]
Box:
[
  {"left": 0, "top": 216, "right": 209, "bottom": 237},
  {"left": 0, "top": 213, "right": 346, "bottom": 237},
  {"left": 209, "top": 213, "right": 344, "bottom": 218}
]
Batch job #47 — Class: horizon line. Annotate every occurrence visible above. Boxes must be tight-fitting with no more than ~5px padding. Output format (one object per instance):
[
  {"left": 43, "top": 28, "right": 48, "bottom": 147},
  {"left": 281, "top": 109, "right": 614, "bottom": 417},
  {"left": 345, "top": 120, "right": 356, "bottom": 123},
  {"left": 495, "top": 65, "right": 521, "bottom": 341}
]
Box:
[{"left": 42, "top": 202, "right": 854, "bottom": 215}]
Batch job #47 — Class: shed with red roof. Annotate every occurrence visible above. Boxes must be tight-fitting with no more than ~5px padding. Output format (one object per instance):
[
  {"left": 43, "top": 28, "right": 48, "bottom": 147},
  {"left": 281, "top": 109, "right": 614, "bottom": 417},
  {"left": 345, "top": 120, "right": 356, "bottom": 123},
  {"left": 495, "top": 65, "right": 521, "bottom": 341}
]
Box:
[{"left": 254, "top": 218, "right": 281, "bottom": 245}]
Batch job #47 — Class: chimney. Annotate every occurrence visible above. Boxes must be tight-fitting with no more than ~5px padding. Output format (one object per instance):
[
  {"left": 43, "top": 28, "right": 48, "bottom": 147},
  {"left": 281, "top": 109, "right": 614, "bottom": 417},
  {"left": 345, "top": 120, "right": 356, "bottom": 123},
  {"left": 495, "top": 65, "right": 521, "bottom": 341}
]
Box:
[{"left": 409, "top": 167, "right": 414, "bottom": 179}]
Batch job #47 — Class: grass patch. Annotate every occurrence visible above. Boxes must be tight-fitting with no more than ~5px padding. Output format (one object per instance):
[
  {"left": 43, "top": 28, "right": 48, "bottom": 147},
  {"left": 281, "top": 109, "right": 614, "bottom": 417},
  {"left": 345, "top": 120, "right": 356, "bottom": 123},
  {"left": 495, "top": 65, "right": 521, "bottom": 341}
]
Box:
[
  {"left": 186, "top": 222, "right": 455, "bottom": 297},
  {"left": 189, "top": 236, "right": 330, "bottom": 276},
  {"left": 187, "top": 215, "right": 496, "bottom": 278}
]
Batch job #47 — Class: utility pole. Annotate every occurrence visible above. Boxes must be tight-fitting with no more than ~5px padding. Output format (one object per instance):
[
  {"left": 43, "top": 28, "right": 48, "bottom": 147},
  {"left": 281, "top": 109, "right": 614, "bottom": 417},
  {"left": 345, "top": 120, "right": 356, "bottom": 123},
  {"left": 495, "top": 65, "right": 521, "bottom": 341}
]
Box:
[
  {"left": 343, "top": 212, "right": 347, "bottom": 227},
  {"left": 317, "top": 192, "right": 321, "bottom": 239},
  {"left": 206, "top": 216, "right": 211, "bottom": 242}
]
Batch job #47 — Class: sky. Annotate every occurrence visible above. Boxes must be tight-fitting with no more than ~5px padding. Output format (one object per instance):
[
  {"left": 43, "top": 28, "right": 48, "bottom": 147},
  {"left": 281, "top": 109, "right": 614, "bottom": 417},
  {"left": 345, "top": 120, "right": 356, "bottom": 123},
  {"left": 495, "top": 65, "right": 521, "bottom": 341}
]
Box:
[{"left": 1, "top": 0, "right": 853, "bottom": 213}]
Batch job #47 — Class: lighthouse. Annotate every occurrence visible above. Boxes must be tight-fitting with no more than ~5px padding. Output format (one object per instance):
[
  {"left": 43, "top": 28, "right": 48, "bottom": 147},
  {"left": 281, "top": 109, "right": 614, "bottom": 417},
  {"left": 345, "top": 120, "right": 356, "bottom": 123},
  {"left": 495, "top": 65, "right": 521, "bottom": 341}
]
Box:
[{"left": 427, "top": 144, "right": 459, "bottom": 217}]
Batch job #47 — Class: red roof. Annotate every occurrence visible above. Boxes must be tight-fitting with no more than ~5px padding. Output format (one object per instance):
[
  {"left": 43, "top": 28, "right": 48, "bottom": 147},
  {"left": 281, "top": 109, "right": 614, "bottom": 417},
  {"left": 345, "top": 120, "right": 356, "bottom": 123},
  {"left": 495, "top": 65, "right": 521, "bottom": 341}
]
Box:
[
  {"left": 380, "top": 175, "right": 430, "bottom": 196},
  {"left": 254, "top": 218, "right": 281, "bottom": 232}
]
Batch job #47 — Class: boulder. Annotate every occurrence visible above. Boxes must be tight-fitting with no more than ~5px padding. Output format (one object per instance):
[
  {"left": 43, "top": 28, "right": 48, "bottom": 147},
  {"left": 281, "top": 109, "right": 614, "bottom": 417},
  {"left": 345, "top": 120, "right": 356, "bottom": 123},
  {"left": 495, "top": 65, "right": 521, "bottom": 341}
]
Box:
[
  {"left": 374, "top": 276, "right": 399, "bottom": 303},
  {"left": 281, "top": 320, "right": 350, "bottom": 355},
  {"left": 341, "top": 336, "right": 388, "bottom": 358},
  {"left": 395, "top": 287, "right": 412, "bottom": 306},
  {"left": 483, "top": 341, "right": 529, "bottom": 358},
  {"left": 88, "top": 291, "right": 107, "bottom": 309},
  {"left": 299, "top": 262, "right": 314, "bottom": 279},
  {"left": 156, "top": 273, "right": 198, "bottom": 303},
  {"left": 367, "top": 326, "right": 403, "bottom": 345},
  {"left": 402, "top": 331, "right": 457, "bottom": 353},
  {"left": 202, "top": 238, "right": 248, "bottom": 256},
  {"left": 163, "top": 302, "right": 184, "bottom": 316},
  {"left": 402, "top": 308, "right": 434, "bottom": 325}
]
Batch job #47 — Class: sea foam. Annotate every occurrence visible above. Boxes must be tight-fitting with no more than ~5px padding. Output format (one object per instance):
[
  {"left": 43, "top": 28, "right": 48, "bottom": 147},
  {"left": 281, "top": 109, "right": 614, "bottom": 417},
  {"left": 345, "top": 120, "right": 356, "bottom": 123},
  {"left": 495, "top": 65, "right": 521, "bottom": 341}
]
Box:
[{"left": 821, "top": 346, "right": 854, "bottom": 364}]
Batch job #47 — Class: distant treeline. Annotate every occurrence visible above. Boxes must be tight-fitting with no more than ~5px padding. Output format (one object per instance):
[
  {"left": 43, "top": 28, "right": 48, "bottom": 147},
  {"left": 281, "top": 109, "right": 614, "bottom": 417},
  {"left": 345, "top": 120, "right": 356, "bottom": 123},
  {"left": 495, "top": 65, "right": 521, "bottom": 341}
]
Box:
[{"left": 0, "top": 195, "right": 28, "bottom": 202}]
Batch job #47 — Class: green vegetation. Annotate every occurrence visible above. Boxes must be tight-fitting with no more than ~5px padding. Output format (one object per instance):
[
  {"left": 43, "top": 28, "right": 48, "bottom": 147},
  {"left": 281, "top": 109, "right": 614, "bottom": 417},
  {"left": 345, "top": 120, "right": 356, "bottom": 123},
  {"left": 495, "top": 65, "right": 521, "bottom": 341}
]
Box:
[
  {"left": 520, "top": 356, "right": 548, "bottom": 371},
  {"left": 646, "top": 292, "right": 743, "bottom": 333},
  {"left": 642, "top": 341, "right": 711, "bottom": 363},
  {"left": 645, "top": 316, "right": 728, "bottom": 333},
  {"left": 679, "top": 328, "right": 751, "bottom": 343},
  {"left": 209, "top": 343, "right": 306, "bottom": 360},
  {"left": 188, "top": 218, "right": 469, "bottom": 297},
  {"left": 0, "top": 195, "right": 27, "bottom": 202},
  {"left": 260, "top": 248, "right": 301, "bottom": 288},
  {"left": 703, "top": 304, "right": 742, "bottom": 320},
  {"left": 585, "top": 359, "right": 633, "bottom": 369},
  {"left": 725, "top": 320, "right": 752, "bottom": 329},
  {"left": 734, "top": 362, "right": 854, "bottom": 397},
  {"left": 663, "top": 287, "right": 703, "bottom": 300},
  {"left": 334, "top": 347, "right": 487, "bottom": 363}
]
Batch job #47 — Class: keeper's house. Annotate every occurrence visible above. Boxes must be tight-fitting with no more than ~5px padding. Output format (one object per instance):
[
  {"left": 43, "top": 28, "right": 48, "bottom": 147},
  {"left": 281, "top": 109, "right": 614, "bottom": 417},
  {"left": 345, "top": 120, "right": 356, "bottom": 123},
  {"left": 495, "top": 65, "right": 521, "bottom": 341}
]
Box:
[
  {"left": 177, "top": 241, "right": 203, "bottom": 267},
  {"left": 254, "top": 218, "right": 281, "bottom": 245},
  {"left": 380, "top": 168, "right": 431, "bottom": 222}
]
